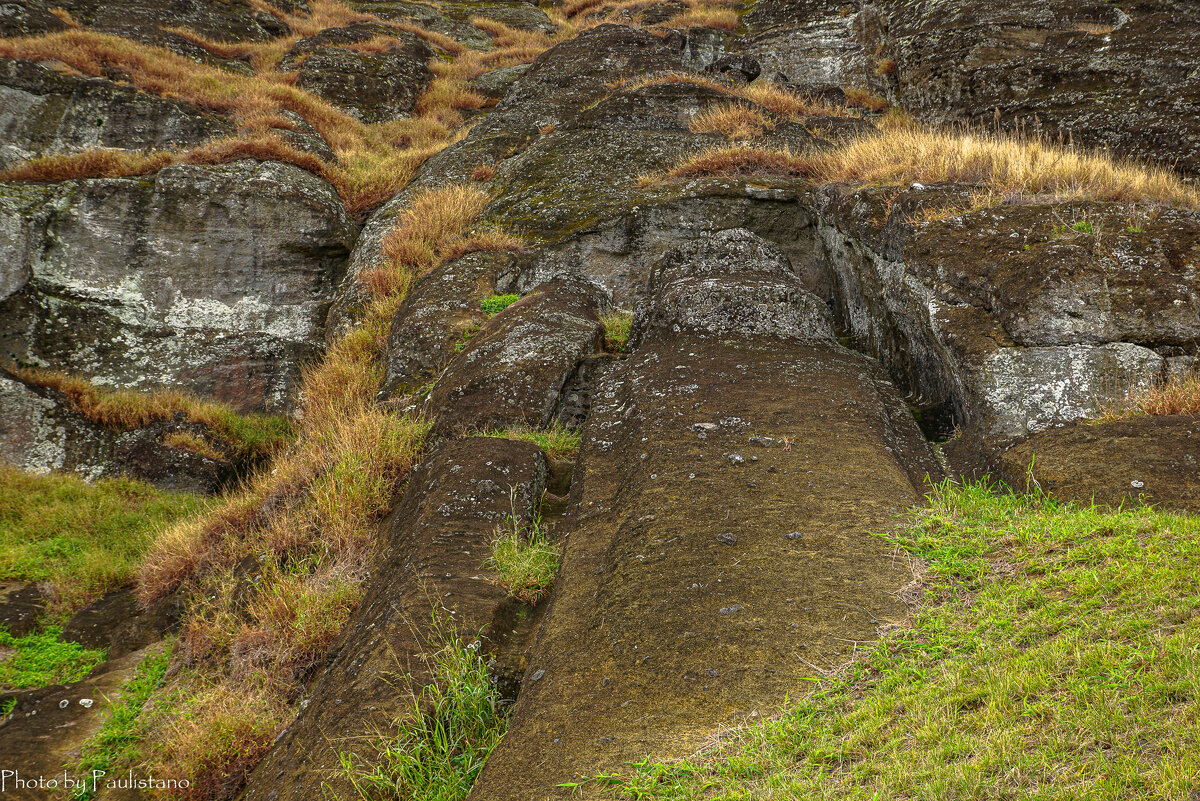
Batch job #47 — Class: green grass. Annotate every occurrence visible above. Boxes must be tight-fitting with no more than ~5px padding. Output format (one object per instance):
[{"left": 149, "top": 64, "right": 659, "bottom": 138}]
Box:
[
  {"left": 0, "top": 626, "right": 106, "bottom": 690},
  {"left": 337, "top": 620, "right": 506, "bottom": 801},
  {"left": 486, "top": 510, "right": 558, "bottom": 606},
  {"left": 472, "top": 424, "right": 581, "bottom": 460},
  {"left": 481, "top": 293, "right": 520, "bottom": 316},
  {"left": 599, "top": 480, "right": 1200, "bottom": 800},
  {"left": 73, "top": 646, "right": 172, "bottom": 800},
  {"left": 601, "top": 310, "right": 633, "bottom": 353},
  {"left": 0, "top": 466, "right": 203, "bottom": 612}
]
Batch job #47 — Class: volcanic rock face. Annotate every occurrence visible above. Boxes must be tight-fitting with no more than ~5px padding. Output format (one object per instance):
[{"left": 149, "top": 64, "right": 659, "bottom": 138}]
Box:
[
  {"left": 2, "top": 0, "right": 1200, "bottom": 797},
  {"left": 470, "top": 229, "right": 939, "bottom": 799},
  {"left": 0, "top": 160, "right": 354, "bottom": 412},
  {"left": 0, "top": 57, "right": 234, "bottom": 169},
  {"left": 281, "top": 24, "right": 434, "bottom": 122}
]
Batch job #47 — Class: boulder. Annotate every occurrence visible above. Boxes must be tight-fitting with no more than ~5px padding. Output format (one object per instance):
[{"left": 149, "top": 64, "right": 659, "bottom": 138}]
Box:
[
  {"left": 425, "top": 278, "right": 605, "bottom": 436},
  {"left": 285, "top": 27, "right": 434, "bottom": 122},
  {"left": 631, "top": 228, "right": 836, "bottom": 345},
  {"left": 996, "top": 415, "right": 1200, "bottom": 513},
  {"left": 379, "top": 250, "right": 510, "bottom": 399},
  {"left": 0, "top": 160, "right": 354, "bottom": 413}
]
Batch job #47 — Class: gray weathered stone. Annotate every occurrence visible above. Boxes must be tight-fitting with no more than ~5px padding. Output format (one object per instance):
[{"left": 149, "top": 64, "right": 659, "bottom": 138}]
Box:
[{"left": 0, "top": 160, "right": 354, "bottom": 412}]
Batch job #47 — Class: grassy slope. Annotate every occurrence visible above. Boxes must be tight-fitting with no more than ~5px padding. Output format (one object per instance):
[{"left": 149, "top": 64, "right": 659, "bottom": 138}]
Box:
[
  {"left": 604, "top": 482, "right": 1200, "bottom": 800},
  {"left": 0, "top": 466, "right": 203, "bottom": 612}
]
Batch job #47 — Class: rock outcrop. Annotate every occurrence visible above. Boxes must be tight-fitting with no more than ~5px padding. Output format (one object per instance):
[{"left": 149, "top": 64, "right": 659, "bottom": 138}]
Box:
[
  {"left": 0, "top": 57, "right": 234, "bottom": 169},
  {"left": 0, "top": 370, "right": 241, "bottom": 494},
  {"left": 470, "top": 230, "right": 939, "bottom": 799},
  {"left": 0, "top": 160, "right": 354, "bottom": 412}
]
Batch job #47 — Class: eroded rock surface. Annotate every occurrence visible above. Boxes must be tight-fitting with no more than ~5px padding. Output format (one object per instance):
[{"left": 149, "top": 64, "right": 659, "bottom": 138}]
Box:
[
  {"left": 997, "top": 416, "right": 1200, "bottom": 513},
  {"left": 0, "top": 160, "right": 354, "bottom": 412},
  {"left": 425, "top": 278, "right": 605, "bottom": 436},
  {"left": 469, "top": 231, "right": 939, "bottom": 799}
]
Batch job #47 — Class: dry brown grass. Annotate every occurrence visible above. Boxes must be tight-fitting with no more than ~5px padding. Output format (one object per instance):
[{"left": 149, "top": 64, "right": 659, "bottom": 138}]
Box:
[
  {"left": 7, "top": 365, "right": 292, "bottom": 460},
  {"left": 0, "top": 6, "right": 558, "bottom": 214},
  {"left": 843, "top": 87, "right": 889, "bottom": 113},
  {"left": 652, "top": 144, "right": 813, "bottom": 181},
  {"left": 145, "top": 678, "right": 290, "bottom": 801},
  {"left": 136, "top": 186, "right": 520, "bottom": 769},
  {"left": 632, "top": 72, "right": 847, "bottom": 118},
  {"left": 689, "top": 101, "right": 774, "bottom": 138},
  {"left": 1102, "top": 375, "right": 1200, "bottom": 419},
  {"left": 163, "top": 431, "right": 224, "bottom": 461},
  {"left": 471, "top": 163, "right": 497, "bottom": 181},
  {"left": 651, "top": 128, "right": 1200, "bottom": 209}
]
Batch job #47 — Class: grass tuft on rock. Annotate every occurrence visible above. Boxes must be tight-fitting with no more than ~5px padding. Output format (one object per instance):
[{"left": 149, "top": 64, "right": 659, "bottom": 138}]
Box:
[
  {"left": 473, "top": 424, "right": 582, "bottom": 461},
  {"left": 338, "top": 621, "right": 506, "bottom": 801},
  {"left": 601, "top": 309, "right": 634, "bottom": 352},
  {"left": 601, "top": 480, "right": 1200, "bottom": 800},
  {"left": 1101, "top": 374, "right": 1200, "bottom": 419},
  {"left": 651, "top": 127, "right": 1200, "bottom": 209},
  {"left": 487, "top": 510, "right": 558, "bottom": 606},
  {"left": 481, "top": 293, "right": 520, "bottom": 316}
]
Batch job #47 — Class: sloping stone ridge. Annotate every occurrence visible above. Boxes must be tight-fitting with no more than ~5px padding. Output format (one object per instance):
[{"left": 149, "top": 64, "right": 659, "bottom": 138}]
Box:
[
  {"left": 0, "top": 160, "right": 354, "bottom": 412},
  {"left": 997, "top": 416, "right": 1200, "bottom": 513},
  {"left": 426, "top": 277, "right": 605, "bottom": 436},
  {"left": 240, "top": 437, "right": 547, "bottom": 801},
  {"left": 379, "top": 250, "right": 509, "bottom": 398},
  {"left": 0, "top": 57, "right": 235, "bottom": 169},
  {"left": 469, "top": 231, "right": 940, "bottom": 800}
]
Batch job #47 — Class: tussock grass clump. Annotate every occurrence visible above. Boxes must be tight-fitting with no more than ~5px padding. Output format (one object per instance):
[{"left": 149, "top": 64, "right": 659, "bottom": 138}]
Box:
[
  {"left": 631, "top": 73, "right": 845, "bottom": 118},
  {"left": 487, "top": 509, "right": 558, "bottom": 605},
  {"left": 473, "top": 424, "right": 582, "bottom": 460},
  {"left": 0, "top": 466, "right": 202, "bottom": 613},
  {"left": 689, "top": 102, "right": 774, "bottom": 139},
  {"left": 339, "top": 621, "right": 505, "bottom": 801},
  {"left": 480, "top": 293, "right": 520, "bottom": 316},
  {"left": 1100, "top": 374, "right": 1200, "bottom": 419},
  {"left": 651, "top": 144, "right": 812, "bottom": 182},
  {"left": 610, "top": 481, "right": 1200, "bottom": 799},
  {"left": 601, "top": 309, "right": 634, "bottom": 352},
  {"left": 146, "top": 679, "right": 291, "bottom": 801},
  {"left": 9, "top": 366, "right": 294, "bottom": 462},
  {"left": 652, "top": 127, "right": 1200, "bottom": 209}
]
